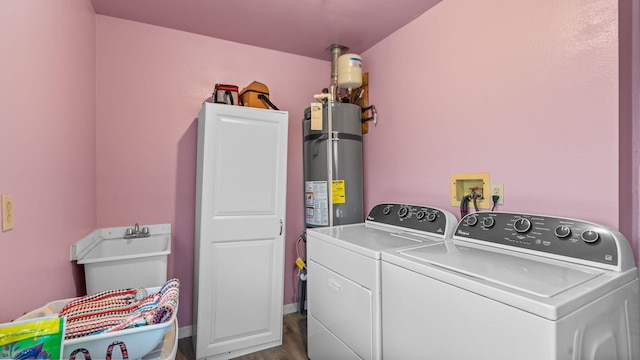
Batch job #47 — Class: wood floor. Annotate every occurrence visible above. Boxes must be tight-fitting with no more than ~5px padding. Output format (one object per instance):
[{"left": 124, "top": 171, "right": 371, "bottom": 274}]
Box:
[{"left": 176, "top": 312, "right": 308, "bottom": 360}]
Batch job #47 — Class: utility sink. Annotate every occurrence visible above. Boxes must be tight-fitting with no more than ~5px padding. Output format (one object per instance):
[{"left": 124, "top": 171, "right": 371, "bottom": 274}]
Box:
[{"left": 71, "top": 224, "right": 171, "bottom": 293}]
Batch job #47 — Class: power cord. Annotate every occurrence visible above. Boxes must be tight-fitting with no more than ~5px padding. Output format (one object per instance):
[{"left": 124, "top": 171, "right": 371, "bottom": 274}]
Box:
[{"left": 491, "top": 195, "right": 500, "bottom": 211}]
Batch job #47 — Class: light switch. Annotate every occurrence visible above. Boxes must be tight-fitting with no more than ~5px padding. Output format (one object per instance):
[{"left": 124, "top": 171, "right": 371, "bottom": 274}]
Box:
[{"left": 2, "top": 195, "right": 14, "bottom": 231}]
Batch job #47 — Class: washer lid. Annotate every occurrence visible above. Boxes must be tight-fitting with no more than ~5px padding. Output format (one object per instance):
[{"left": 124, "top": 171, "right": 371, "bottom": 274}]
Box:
[
  {"left": 397, "top": 242, "right": 603, "bottom": 297},
  {"left": 307, "top": 223, "right": 443, "bottom": 259}
]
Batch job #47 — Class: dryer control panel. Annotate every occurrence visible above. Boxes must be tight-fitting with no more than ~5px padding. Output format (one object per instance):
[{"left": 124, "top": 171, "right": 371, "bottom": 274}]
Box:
[
  {"left": 453, "top": 212, "right": 631, "bottom": 271},
  {"left": 366, "top": 203, "right": 457, "bottom": 238}
]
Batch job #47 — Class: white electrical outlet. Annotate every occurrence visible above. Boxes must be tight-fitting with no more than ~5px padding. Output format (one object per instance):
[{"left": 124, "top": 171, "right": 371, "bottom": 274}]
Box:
[{"left": 490, "top": 184, "right": 504, "bottom": 205}]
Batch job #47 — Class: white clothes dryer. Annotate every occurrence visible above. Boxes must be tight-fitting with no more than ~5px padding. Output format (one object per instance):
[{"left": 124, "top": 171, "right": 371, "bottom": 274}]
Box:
[
  {"left": 382, "top": 211, "right": 639, "bottom": 360},
  {"left": 306, "top": 203, "right": 457, "bottom": 360}
]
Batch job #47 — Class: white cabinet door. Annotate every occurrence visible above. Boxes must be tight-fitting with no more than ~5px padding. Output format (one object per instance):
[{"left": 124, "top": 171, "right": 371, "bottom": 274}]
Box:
[{"left": 194, "top": 103, "right": 288, "bottom": 360}]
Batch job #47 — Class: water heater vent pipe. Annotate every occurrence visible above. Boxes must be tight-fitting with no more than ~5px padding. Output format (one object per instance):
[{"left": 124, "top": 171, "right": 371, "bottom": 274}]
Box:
[{"left": 326, "top": 44, "right": 348, "bottom": 102}]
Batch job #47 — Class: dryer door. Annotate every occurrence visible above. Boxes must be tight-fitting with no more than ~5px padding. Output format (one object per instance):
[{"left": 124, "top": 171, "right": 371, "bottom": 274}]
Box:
[{"left": 308, "top": 259, "right": 373, "bottom": 359}]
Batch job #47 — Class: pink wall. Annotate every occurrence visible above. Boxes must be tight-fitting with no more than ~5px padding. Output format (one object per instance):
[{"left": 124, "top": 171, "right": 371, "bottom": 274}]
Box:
[
  {"left": 0, "top": 1, "right": 97, "bottom": 322},
  {"left": 363, "top": 0, "right": 623, "bottom": 230},
  {"left": 1, "top": 0, "right": 636, "bottom": 330},
  {"left": 619, "top": 0, "right": 640, "bottom": 261},
  {"left": 96, "top": 16, "right": 328, "bottom": 327}
]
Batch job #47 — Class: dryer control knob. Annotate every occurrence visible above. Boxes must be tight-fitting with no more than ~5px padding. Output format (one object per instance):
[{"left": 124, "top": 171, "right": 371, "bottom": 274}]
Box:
[
  {"left": 514, "top": 218, "right": 531, "bottom": 233},
  {"left": 426, "top": 213, "right": 438, "bottom": 222},
  {"left": 398, "top": 207, "right": 409, "bottom": 219},
  {"left": 416, "top": 210, "right": 426, "bottom": 220},
  {"left": 555, "top": 225, "right": 572, "bottom": 238},
  {"left": 581, "top": 230, "right": 600, "bottom": 243}
]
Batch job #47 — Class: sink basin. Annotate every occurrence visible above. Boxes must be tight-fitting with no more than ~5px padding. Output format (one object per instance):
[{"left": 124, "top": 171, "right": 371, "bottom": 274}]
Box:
[
  {"left": 79, "top": 234, "right": 170, "bottom": 264},
  {"left": 71, "top": 224, "right": 171, "bottom": 293}
]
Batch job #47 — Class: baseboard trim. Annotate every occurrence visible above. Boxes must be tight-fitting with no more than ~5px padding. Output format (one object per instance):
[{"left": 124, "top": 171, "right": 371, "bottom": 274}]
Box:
[
  {"left": 181, "top": 303, "right": 306, "bottom": 339},
  {"left": 178, "top": 325, "right": 192, "bottom": 339},
  {"left": 284, "top": 301, "right": 307, "bottom": 314},
  {"left": 283, "top": 303, "right": 297, "bottom": 314}
]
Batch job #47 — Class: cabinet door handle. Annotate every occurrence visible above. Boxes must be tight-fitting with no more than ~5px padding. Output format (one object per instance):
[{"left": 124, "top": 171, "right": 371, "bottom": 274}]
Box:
[{"left": 279, "top": 219, "right": 283, "bottom": 236}]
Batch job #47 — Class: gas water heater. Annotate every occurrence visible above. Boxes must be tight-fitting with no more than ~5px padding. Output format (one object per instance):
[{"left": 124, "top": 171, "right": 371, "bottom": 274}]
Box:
[
  {"left": 302, "top": 44, "right": 365, "bottom": 228},
  {"left": 303, "top": 101, "right": 363, "bottom": 227}
]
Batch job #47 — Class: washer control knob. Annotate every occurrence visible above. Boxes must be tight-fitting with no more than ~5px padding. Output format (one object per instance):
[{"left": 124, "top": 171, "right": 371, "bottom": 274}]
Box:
[
  {"left": 482, "top": 217, "right": 495, "bottom": 228},
  {"left": 416, "top": 210, "right": 426, "bottom": 220},
  {"left": 426, "top": 213, "right": 438, "bottom": 222},
  {"left": 465, "top": 215, "right": 478, "bottom": 226},
  {"left": 581, "top": 230, "right": 600, "bottom": 243},
  {"left": 383, "top": 206, "right": 392, "bottom": 215},
  {"left": 555, "top": 225, "right": 572, "bottom": 238},
  {"left": 514, "top": 218, "right": 532, "bottom": 233},
  {"left": 398, "top": 207, "right": 409, "bottom": 219}
]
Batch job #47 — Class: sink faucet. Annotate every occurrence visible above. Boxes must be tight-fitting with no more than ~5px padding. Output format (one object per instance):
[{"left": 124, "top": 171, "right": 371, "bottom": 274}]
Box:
[{"left": 125, "top": 223, "right": 151, "bottom": 239}]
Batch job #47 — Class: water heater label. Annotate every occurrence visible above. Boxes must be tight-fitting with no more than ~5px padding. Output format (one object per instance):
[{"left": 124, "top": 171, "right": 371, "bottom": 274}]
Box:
[
  {"left": 310, "top": 103, "right": 323, "bottom": 130},
  {"left": 305, "top": 181, "right": 328, "bottom": 226},
  {"left": 332, "top": 180, "right": 346, "bottom": 204}
]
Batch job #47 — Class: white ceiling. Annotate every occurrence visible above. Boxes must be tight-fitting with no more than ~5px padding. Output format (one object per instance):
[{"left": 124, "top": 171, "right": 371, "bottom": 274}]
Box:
[{"left": 90, "top": 0, "right": 443, "bottom": 60}]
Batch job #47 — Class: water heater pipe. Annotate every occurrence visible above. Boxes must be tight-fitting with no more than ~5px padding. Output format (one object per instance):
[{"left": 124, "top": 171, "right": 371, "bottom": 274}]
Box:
[
  {"left": 327, "top": 44, "right": 348, "bottom": 102},
  {"left": 325, "top": 44, "right": 348, "bottom": 226}
]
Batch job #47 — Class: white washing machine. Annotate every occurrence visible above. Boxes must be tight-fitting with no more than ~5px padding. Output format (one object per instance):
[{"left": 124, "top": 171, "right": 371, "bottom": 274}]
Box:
[
  {"left": 306, "top": 203, "right": 457, "bottom": 360},
  {"left": 382, "top": 211, "right": 640, "bottom": 360}
]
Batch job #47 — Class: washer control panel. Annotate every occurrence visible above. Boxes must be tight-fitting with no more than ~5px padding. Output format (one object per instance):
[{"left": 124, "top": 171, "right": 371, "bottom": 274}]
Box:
[
  {"left": 455, "top": 212, "right": 620, "bottom": 267},
  {"left": 366, "top": 203, "right": 455, "bottom": 237}
]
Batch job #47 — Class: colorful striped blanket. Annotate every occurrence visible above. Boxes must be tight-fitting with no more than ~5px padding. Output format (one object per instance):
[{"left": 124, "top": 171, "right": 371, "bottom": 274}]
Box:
[{"left": 59, "top": 279, "right": 179, "bottom": 339}]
